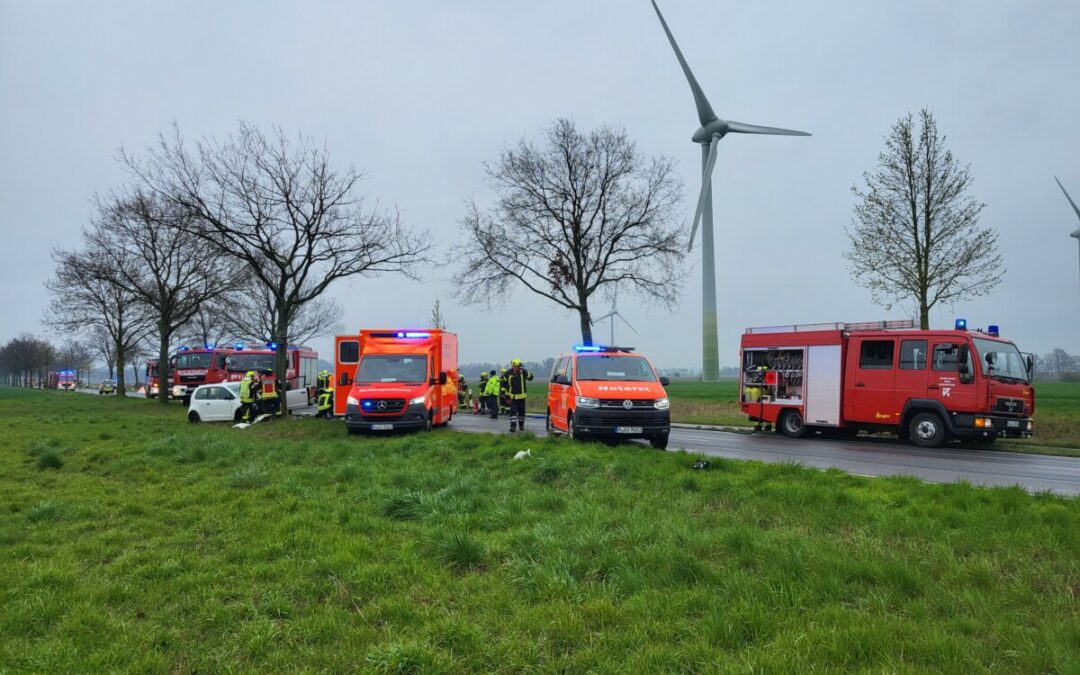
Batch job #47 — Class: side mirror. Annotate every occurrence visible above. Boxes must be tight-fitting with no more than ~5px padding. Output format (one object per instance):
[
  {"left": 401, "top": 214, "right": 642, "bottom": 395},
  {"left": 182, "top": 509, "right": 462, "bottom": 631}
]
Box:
[
  {"left": 659, "top": 376, "right": 671, "bottom": 387},
  {"left": 957, "top": 345, "right": 973, "bottom": 383},
  {"left": 1025, "top": 354, "right": 1034, "bottom": 377},
  {"left": 338, "top": 372, "right": 351, "bottom": 386},
  {"left": 439, "top": 372, "right": 448, "bottom": 385}
]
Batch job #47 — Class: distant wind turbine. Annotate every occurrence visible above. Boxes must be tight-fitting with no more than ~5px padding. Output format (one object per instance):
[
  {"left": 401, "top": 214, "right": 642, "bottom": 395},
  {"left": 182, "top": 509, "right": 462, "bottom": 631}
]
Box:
[
  {"left": 592, "top": 295, "right": 638, "bottom": 346},
  {"left": 650, "top": 0, "right": 810, "bottom": 381},
  {"left": 1054, "top": 176, "right": 1080, "bottom": 301}
]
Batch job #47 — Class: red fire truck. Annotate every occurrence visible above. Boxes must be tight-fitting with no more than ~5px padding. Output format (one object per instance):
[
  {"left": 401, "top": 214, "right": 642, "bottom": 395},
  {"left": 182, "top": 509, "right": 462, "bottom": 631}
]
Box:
[
  {"left": 170, "top": 344, "right": 319, "bottom": 404},
  {"left": 146, "top": 359, "right": 171, "bottom": 398},
  {"left": 334, "top": 329, "right": 458, "bottom": 433},
  {"left": 739, "top": 319, "right": 1035, "bottom": 447},
  {"left": 48, "top": 370, "right": 77, "bottom": 391}
]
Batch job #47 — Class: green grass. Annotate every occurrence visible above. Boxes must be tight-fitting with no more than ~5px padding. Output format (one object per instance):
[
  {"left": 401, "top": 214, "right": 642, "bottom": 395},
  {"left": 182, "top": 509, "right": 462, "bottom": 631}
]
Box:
[{"left": 1, "top": 388, "right": 1079, "bottom": 671}]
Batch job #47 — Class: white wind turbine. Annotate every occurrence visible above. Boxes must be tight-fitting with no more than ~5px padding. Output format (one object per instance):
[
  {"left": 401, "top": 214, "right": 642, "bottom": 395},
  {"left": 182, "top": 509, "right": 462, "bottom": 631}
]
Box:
[
  {"left": 650, "top": 0, "right": 810, "bottom": 380},
  {"left": 1054, "top": 177, "right": 1080, "bottom": 302},
  {"left": 592, "top": 295, "right": 639, "bottom": 346}
]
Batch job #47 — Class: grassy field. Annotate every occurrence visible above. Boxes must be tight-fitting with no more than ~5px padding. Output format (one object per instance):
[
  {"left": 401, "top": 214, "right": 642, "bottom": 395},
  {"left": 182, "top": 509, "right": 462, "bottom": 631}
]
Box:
[
  {"left": 526, "top": 379, "right": 1080, "bottom": 453},
  {"left": 2, "top": 388, "right": 1079, "bottom": 672}
]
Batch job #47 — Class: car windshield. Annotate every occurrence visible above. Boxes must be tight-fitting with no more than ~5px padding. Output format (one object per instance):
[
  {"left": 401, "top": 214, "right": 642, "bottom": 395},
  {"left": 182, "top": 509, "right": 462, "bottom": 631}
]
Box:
[
  {"left": 356, "top": 355, "right": 428, "bottom": 383},
  {"left": 227, "top": 354, "right": 276, "bottom": 372},
  {"left": 175, "top": 353, "right": 212, "bottom": 369},
  {"left": 972, "top": 338, "right": 1029, "bottom": 384},
  {"left": 575, "top": 355, "right": 656, "bottom": 381}
]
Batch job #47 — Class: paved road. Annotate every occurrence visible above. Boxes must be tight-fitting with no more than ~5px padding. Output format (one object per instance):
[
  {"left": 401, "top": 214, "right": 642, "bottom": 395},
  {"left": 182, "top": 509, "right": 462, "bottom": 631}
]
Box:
[{"left": 448, "top": 412, "right": 1080, "bottom": 496}]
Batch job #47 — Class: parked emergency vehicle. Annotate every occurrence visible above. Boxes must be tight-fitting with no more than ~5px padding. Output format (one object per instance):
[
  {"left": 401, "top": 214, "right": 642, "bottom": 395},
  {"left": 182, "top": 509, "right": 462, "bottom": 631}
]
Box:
[
  {"left": 334, "top": 330, "right": 458, "bottom": 433},
  {"left": 170, "top": 344, "right": 319, "bottom": 404},
  {"left": 49, "top": 370, "right": 77, "bottom": 391},
  {"left": 546, "top": 345, "right": 672, "bottom": 449},
  {"left": 739, "top": 320, "right": 1035, "bottom": 447},
  {"left": 146, "top": 359, "right": 170, "bottom": 398}
]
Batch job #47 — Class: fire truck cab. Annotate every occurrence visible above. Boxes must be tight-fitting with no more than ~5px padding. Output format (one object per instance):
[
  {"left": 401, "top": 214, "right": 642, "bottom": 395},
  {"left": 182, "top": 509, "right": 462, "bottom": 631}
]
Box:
[
  {"left": 335, "top": 330, "right": 458, "bottom": 434},
  {"left": 740, "top": 320, "right": 1035, "bottom": 448},
  {"left": 170, "top": 344, "right": 319, "bottom": 405}
]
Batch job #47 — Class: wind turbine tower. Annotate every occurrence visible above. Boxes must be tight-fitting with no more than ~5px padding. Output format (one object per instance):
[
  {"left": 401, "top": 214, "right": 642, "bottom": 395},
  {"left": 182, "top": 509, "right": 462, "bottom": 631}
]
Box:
[{"left": 650, "top": 0, "right": 810, "bottom": 381}]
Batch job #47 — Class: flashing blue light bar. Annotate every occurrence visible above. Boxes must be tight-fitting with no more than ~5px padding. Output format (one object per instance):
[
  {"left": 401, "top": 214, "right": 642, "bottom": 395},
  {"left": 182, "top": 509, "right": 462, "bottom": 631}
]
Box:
[
  {"left": 954, "top": 319, "right": 967, "bottom": 331},
  {"left": 987, "top": 324, "right": 999, "bottom": 336},
  {"left": 205, "top": 343, "right": 214, "bottom": 350},
  {"left": 234, "top": 342, "right": 244, "bottom": 350},
  {"left": 266, "top": 341, "right": 278, "bottom": 350},
  {"left": 574, "top": 345, "right": 604, "bottom": 352},
  {"left": 179, "top": 345, "right": 189, "bottom": 352},
  {"left": 392, "top": 331, "right": 431, "bottom": 338}
]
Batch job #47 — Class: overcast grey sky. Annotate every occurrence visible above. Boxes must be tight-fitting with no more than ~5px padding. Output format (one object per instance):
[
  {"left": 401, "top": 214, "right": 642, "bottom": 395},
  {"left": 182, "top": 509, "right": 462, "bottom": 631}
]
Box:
[{"left": 2, "top": 0, "right": 1078, "bottom": 369}]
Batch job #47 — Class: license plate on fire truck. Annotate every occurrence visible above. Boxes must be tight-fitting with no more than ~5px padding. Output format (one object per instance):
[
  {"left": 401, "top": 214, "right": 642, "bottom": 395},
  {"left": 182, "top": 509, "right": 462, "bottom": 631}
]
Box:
[
  {"left": 1007, "top": 420, "right": 1019, "bottom": 428},
  {"left": 371, "top": 424, "right": 394, "bottom": 431},
  {"left": 616, "top": 426, "right": 643, "bottom": 434}
]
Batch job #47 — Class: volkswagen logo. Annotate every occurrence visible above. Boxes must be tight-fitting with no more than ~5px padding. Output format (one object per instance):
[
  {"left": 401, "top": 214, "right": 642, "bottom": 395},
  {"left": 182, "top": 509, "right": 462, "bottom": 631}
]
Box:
[
  {"left": 376, "top": 400, "right": 387, "bottom": 411},
  {"left": 623, "top": 399, "right": 633, "bottom": 410}
]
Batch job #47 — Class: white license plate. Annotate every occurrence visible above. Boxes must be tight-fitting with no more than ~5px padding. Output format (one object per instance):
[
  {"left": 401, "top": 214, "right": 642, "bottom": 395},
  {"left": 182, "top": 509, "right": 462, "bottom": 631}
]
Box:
[
  {"left": 1007, "top": 420, "right": 1019, "bottom": 428},
  {"left": 371, "top": 424, "right": 394, "bottom": 431},
  {"left": 615, "top": 426, "right": 643, "bottom": 434}
]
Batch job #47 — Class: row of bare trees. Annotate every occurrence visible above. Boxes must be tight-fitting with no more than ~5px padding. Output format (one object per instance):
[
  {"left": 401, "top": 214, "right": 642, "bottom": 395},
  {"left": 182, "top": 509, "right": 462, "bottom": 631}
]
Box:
[{"left": 43, "top": 122, "right": 430, "bottom": 413}]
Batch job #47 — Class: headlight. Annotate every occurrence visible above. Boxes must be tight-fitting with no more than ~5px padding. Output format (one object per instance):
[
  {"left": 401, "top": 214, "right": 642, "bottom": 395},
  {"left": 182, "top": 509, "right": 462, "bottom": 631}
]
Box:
[
  {"left": 654, "top": 397, "right": 670, "bottom": 410},
  {"left": 346, "top": 395, "right": 359, "bottom": 407},
  {"left": 409, "top": 395, "right": 427, "bottom": 405},
  {"left": 577, "top": 396, "right": 599, "bottom": 408}
]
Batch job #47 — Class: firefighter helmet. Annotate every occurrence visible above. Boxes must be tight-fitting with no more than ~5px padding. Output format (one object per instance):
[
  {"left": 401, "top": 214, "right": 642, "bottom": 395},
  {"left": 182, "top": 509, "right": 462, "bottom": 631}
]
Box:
[{"left": 511, "top": 358, "right": 522, "bottom": 366}]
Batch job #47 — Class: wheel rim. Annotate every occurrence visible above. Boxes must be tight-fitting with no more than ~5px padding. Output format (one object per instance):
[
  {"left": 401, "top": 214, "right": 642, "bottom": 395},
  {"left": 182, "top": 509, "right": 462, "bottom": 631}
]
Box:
[
  {"left": 785, "top": 413, "right": 802, "bottom": 434},
  {"left": 568, "top": 417, "right": 575, "bottom": 439},
  {"left": 915, "top": 419, "right": 938, "bottom": 441}
]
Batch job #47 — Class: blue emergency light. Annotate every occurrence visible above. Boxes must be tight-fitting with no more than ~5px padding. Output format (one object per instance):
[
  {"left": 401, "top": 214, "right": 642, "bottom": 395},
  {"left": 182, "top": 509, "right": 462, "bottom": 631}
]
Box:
[
  {"left": 573, "top": 345, "right": 604, "bottom": 352},
  {"left": 987, "top": 324, "right": 1000, "bottom": 336},
  {"left": 362, "top": 401, "right": 373, "bottom": 409},
  {"left": 205, "top": 343, "right": 214, "bottom": 350},
  {"left": 179, "top": 345, "right": 189, "bottom": 352},
  {"left": 395, "top": 331, "right": 430, "bottom": 338},
  {"left": 954, "top": 319, "right": 967, "bottom": 331},
  {"left": 234, "top": 342, "right": 245, "bottom": 350},
  {"left": 266, "top": 341, "right": 278, "bottom": 350}
]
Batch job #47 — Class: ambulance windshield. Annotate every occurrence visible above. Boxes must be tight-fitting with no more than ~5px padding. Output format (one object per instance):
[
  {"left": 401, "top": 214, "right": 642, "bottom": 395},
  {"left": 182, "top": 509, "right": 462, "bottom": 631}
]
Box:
[{"left": 356, "top": 355, "right": 428, "bottom": 383}]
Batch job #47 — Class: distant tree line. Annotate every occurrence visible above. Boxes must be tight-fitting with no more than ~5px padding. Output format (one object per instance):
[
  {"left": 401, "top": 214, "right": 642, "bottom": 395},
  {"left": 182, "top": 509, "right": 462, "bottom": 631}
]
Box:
[{"left": 1036, "top": 348, "right": 1080, "bottom": 381}]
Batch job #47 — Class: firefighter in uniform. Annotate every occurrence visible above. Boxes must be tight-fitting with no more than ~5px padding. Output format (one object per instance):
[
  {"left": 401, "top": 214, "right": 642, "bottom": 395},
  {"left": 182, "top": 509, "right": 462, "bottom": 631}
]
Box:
[
  {"left": 477, "top": 372, "right": 489, "bottom": 415},
  {"left": 498, "top": 368, "right": 510, "bottom": 415},
  {"left": 258, "top": 371, "right": 280, "bottom": 417},
  {"left": 483, "top": 369, "right": 501, "bottom": 419},
  {"left": 316, "top": 369, "right": 333, "bottom": 418},
  {"left": 504, "top": 359, "right": 533, "bottom": 432},
  {"left": 239, "top": 371, "right": 258, "bottom": 422},
  {"left": 457, "top": 375, "right": 469, "bottom": 409}
]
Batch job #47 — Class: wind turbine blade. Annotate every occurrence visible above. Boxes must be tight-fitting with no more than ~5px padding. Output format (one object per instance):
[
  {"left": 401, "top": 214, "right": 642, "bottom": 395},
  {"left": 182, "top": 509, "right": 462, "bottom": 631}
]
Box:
[
  {"left": 726, "top": 120, "right": 811, "bottom": 137},
  {"left": 1054, "top": 176, "right": 1080, "bottom": 221},
  {"left": 592, "top": 312, "right": 615, "bottom": 324},
  {"left": 688, "top": 136, "right": 720, "bottom": 251},
  {"left": 650, "top": 0, "right": 717, "bottom": 127},
  {"left": 615, "top": 313, "right": 639, "bottom": 334}
]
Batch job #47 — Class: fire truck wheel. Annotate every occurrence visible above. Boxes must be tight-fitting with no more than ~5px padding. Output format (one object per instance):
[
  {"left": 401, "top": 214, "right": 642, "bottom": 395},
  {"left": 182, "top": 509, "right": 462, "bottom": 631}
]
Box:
[
  {"left": 187, "top": 411, "right": 201, "bottom": 424},
  {"left": 909, "top": 412, "right": 945, "bottom": 448},
  {"left": 779, "top": 410, "right": 807, "bottom": 438}
]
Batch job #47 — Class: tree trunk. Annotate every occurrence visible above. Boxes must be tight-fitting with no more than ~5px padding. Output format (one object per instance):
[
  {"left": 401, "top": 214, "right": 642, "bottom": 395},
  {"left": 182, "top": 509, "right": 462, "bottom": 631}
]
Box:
[
  {"left": 919, "top": 292, "right": 930, "bottom": 330},
  {"left": 158, "top": 329, "right": 171, "bottom": 406},
  {"left": 275, "top": 310, "right": 290, "bottom": 419},
  {"left": 115, "top": 340, "right": 126, "bottom": 396},
  {"left": 578, "top": 306, "right": 593, "bottom": 346}
]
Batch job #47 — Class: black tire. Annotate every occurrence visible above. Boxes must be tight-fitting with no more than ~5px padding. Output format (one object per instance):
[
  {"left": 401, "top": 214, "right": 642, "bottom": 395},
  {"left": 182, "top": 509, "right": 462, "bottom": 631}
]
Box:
[
  {"left": 650, "top": 433, "right": 669, "bottom": 450},
  {"left": 909, "top": 412, "right": 946, "bottom": 448},
  {"left": 233, "top": 408, "right": 243, "bottom": 423},
  {"left": 568, "top": 413, "right": 582, "bottom": 442},
  {"left": 424, "top": 413, "right": 433, "bottom": 432},
  {"left": 779, "top": 409, "right": 807, "bottom": 438},
  {"left": 545, "top": 409, "right": 554, "bottom": 435},
  {"left": 187, "top": 411, "right": 200, "bottom": 423}
]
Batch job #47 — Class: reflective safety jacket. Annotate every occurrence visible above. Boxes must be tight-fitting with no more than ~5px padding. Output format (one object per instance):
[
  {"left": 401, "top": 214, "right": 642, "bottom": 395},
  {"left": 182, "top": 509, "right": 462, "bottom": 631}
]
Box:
[
  {"left": 239, "top": 379, "right": 254, "bottom": 403},
  {"left": 484, "top": 376, "right": 501, "bottom": 396},
  {"left": 259, "top": 379, "right": 278, "bottom": 400},
  {"left": 503, "top": 368, "right": 533, "bottom": 399},
  {"left": 317, "top": 390, "right": 333, "bottom": 411}
]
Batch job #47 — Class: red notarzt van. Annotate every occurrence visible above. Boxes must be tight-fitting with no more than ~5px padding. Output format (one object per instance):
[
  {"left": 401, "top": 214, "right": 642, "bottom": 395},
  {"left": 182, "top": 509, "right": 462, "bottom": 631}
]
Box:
[
  {"left": 335, "top": 330, "right": 458, "bottom": 434},
  {"left": 546, "top": 345, "right": 671, "bottom": 449}
]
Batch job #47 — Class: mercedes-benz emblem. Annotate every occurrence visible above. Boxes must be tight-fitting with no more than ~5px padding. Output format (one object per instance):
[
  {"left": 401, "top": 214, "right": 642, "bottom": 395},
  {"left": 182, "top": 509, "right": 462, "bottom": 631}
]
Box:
[
  {"left": 623, "top": 399, "right": 633, "bottom": 410},
  {"left": 377, "top": 400, "right": 387, "bottom": 411}
]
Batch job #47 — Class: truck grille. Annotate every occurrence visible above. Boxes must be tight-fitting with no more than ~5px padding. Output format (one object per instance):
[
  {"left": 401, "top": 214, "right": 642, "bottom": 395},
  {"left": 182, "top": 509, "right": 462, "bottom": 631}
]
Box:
[
  {"left": 361, "top": 398, "right": 406, "bottom": 414},
  {"left": 993, "top": 397, "right": 1025, "bottom": 415}
]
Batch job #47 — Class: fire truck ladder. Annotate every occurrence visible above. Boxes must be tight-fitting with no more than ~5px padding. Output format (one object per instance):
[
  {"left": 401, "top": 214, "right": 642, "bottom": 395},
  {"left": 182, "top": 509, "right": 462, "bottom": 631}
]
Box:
[{"left": 744, "top": 319, "right": 916, "bottom": 334}]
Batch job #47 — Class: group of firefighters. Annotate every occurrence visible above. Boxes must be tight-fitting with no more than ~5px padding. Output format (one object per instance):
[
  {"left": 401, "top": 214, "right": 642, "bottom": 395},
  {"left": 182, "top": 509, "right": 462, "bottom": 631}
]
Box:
[
  {"left": 457, "top": 359, "right": 534, "bottom": 432},
  {"left": 236, "top": 368, "right": 336, "bottom": 422}
]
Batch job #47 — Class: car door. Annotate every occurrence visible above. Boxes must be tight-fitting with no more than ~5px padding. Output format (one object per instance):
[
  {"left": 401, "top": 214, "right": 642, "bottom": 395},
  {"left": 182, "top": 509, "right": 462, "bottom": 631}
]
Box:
[
  {"left": 193, "top": 387, "right": 216, "bottom": 419},
  {"left": 549, "top": 357, "right": 572, "bottom": 430},
  {"left": 334, "top": 336, "right": 360, "bottom": 417},
  {"left": 928, "top": 341, "right": 976, "bottom": 413},
  {"left": 845, "top": 337, "right": 898, "bottom": 425}
]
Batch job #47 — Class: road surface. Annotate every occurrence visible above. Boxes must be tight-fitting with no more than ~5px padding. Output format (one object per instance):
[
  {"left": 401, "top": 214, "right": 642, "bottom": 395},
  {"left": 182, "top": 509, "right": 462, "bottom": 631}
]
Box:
[{"left": 448, "top": 412, "right": 1080, "bottom": 496}]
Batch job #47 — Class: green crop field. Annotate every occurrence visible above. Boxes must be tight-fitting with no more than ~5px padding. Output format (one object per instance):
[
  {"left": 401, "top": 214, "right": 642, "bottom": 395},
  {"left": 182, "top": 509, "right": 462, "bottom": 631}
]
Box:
[{"left": 1, "top": 388, "right": 1078, "bottom": 672}]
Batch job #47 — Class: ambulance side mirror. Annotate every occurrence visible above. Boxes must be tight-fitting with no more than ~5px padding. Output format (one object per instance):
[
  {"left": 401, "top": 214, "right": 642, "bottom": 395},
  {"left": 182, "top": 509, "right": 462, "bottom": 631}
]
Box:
[
  {"left": 1025, "top": 354, "right": 1034, "bottom": 378},
  {"left": 339, "top": 372, "right": 351, "bottom": 386},
  {"left": 438, "top": 372, "right": 448, "bottom": 385},
  {"left": 659, "top": 376, "right": 671, "bottom": 387}
]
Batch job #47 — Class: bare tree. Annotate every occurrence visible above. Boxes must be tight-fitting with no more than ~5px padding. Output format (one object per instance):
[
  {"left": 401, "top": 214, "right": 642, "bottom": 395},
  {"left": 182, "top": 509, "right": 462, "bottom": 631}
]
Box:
[
  {"left": 57, "top": 339, "right": 94, "bottom": 387},
  {"left": 178, "top": 296, "right": 241, "bottom": 350},
  {"left": 45, "top": 248, "right": 153, "bottom": 394},
  {"left": 453, "top": 119, "right": 685, "bottom": 344},
  {"left": 86, "top": 189, "right": 235, "bottom": 404},
  {"left": 228, "top": 281, "right": 343, "bottom": 347},
  {"left": 846, "top": 109, "right": 1001, "bottom": 329},
  {"left": 124, "top": 122, "right": 429, "bottom": 414},
  {"left": 1044, "top": 348, "right": 1078, "bottom": 376}
]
